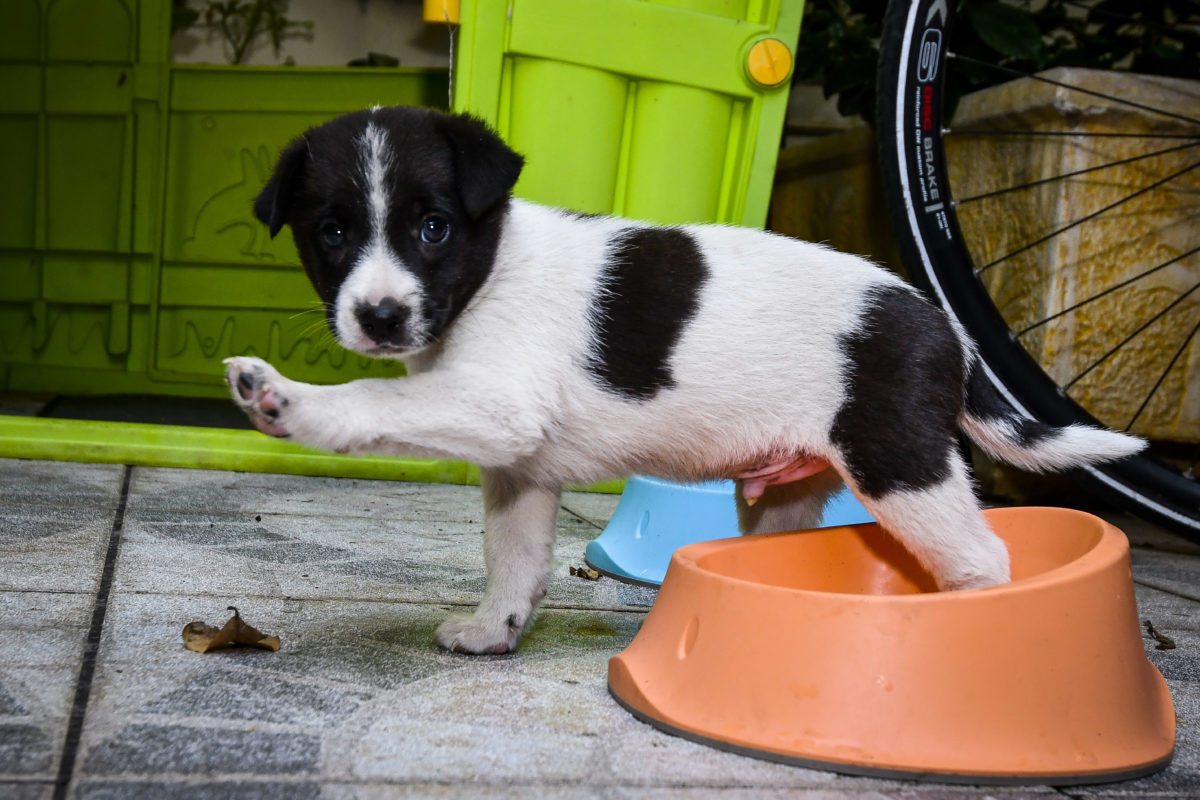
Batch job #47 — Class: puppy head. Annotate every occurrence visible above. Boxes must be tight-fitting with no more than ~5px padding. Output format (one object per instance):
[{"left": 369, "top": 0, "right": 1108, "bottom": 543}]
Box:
[{"left": 255, "top": 106, "right": 524, "bottom": 358}]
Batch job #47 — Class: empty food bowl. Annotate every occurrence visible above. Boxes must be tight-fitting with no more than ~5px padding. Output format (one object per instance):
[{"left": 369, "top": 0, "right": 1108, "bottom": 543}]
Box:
[{"left": 608, "top": 507, "right": 1174, "bottom": 784}]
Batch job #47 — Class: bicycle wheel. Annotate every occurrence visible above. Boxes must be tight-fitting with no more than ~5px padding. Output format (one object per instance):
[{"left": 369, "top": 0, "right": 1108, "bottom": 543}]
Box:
[{"left": 876, "top": 0, "right": 1200, "bottom": 537}]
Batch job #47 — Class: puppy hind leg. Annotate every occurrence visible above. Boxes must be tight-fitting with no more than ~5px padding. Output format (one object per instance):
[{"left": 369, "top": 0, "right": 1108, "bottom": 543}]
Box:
[
  {"left": 849, "top": 453, "right": 1010, "bottom": 591},
  {"left": 435, "top": 468, "right": 561, "bottom": 654},
  {"left": 736, "top": 469, "right": 846, "bottom": 535}
]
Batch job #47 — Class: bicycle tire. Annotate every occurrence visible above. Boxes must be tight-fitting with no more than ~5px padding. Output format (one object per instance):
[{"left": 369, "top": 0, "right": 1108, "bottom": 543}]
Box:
[{"left": 875, "top": 0, "right": 1200, "bottom": 538}]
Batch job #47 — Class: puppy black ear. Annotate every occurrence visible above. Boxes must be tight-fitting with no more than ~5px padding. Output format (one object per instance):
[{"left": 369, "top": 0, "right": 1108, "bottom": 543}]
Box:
[
  {"left": 438, "top": 113, "right": 524, "bottom": 220},
  {"left": 254, "top": 138, "right": 308, "bottom": 238}
]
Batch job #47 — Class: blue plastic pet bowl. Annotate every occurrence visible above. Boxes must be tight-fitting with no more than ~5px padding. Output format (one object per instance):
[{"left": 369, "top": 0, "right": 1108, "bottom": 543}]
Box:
[{"left": 584, "top": 476, "right": 873, "bottom": 586}]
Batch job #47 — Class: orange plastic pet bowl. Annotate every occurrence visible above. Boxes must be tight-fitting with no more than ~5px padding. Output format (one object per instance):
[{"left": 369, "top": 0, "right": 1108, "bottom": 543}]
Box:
[{"left": 609, "top": 507, "right": 1174, "bottom": 784}]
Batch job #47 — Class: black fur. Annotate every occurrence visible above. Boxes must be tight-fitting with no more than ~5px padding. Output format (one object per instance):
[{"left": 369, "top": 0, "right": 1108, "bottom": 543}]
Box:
[
  {"left": 254, "top": 139, "right": 307, "bottom": 238},
  {"left": 586, "top": 228, "right": 708, "bottom": 400},
  {"left": 253, "top": 108, "right": 521, "bottom": 342},
  {"left": 830, "top": 285, "right": 964, "bottom": 498},
  {"left": 964, "top": 357, "right": 1053, "bottom": 446},
  {"left": 437, "top": 112, "right": 525, "bottom": 220}
]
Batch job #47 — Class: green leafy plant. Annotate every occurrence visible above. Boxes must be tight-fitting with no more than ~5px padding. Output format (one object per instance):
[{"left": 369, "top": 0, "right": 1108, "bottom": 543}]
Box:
[
  {"left": 793, "top": 0, "right": 888, "bottom": 123},
  {"left": 172, "top": 0, "right": 314, "bottom": 65},
  {"left": 795, "top": 0, "right": 1200, "bottom": 125},
  {"left": 171, "top": 0, "right": 201, "bottom": 35}
]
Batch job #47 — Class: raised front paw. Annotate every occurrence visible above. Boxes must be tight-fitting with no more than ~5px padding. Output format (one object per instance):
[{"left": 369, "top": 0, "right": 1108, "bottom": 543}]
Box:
[
  {"left": 224, "top": 356, "right": 291, "bottom": 438},
  {"left": 435, "top": 612, "right": 525, "bottom": 655}
]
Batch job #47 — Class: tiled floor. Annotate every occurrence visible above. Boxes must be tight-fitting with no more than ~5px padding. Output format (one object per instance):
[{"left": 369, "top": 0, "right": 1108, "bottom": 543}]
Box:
[{"left": 2, "top": 457, "right": 1198, "bottom": 798}]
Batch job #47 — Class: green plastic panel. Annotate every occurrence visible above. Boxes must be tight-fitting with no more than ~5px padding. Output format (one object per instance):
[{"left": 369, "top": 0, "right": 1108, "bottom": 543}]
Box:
[
  {"left": 0, "top": 0, "right": 153, "bottom": 396},
  {"left": 454, "top": 0, "right": 804, "bottom": 226},
  {"left": 0, "top": 0, "right": 459, "bottom": 479},
  {"left": 0, "top": 1, "right": 449, "bottom": 402}
]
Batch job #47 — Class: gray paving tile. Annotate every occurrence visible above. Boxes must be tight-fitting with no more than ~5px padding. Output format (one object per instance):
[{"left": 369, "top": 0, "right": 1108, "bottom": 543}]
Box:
[
  {"left": 0, "top": 781, "right": 54, "bottom": 800},
  {"left": 0, "top": 724, "right": 55, "bottom": 777},
  {"left": 0, "top": 459, "right": 122, "bottom": 593},
  {"left": 561, "top": 491, "right": 623, "bottom": 530},
  {"left": 606, "top": 791, "right": 1049, "bottom": 799},
  {"left": 73, "top": 784, "right": 598, "bottom": 800},
  {"left": 597, "top": 724, "right": 904, "bottom": 792},
  {"left": 84, "top": 724, "right": 322, "bottom": 776},
  {"left": 117, "top": 467, "right": 652, "bottom": 613},
  {"left": 1137, "top": 586, "right": 1200, "bottom": 682},
  {"left": 72, "top": 591, "right": 644, "bottom": 790},
  {"left": 128, "top": 468, "right": 487, "bottom": 524},
  {"left": 73, "top": 780, "right": 324, "bottom": 799},
  {"left": 0, "top": 591, "right": 93, "bottom": 785},
  {"left": 1097, "top": 511, "right": 1200, "bottom": 557},
  {"left": 1132, "top": 548, "right": 1200, "bottom": 603},
  {"left": 883, "top": 792, "right": 1064, "bottom": 800}
]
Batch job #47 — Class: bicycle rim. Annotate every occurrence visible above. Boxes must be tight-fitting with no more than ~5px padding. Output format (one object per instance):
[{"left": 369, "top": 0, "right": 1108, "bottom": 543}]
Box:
[{"left": 876, "top": 0, "right": 1200, "bottom": 537}]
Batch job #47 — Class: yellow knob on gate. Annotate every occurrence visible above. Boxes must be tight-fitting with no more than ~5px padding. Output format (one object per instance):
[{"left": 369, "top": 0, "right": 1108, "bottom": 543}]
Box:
[
  {"left": 746, "top": 38, "right": 792, "bottom": 87},
  {"left": 424, "top": 0, "right": 460, "bottom": 24}
]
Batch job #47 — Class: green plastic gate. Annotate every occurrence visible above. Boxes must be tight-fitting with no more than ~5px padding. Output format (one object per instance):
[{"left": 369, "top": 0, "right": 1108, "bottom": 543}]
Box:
[
  {"left": 455, "top": 0, "right": 802, "bottom": 227},
  {"left": 0, "top": 0, "right": 802, "bottom": 481}
]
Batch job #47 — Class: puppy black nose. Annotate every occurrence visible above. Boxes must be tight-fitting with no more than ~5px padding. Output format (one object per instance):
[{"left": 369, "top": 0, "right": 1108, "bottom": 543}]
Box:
[{"left": 355, "top": 298, "right": 409, "bottom": 346}]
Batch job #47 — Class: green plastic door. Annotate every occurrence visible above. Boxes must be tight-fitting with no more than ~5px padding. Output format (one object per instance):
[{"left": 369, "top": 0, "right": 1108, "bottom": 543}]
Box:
[
  {"left": 453, "top": 0, "right": 804, "bottom": 227},
  {"left": 0, "top": 0, "right": 168, "bottom": 394}
]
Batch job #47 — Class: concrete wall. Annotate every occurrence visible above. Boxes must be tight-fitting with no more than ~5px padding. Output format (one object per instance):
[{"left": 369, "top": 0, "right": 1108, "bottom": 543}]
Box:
[{"left": 170, "top": 0, "right": 452, "bottom": 68}]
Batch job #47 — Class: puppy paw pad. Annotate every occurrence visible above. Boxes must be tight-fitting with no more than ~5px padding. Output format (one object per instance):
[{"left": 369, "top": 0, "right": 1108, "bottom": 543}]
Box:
[{"left": 224, "top": 358, "right": 290, "bottom": 437}]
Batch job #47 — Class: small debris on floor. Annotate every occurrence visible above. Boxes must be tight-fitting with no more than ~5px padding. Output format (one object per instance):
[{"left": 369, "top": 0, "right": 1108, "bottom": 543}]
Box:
[
  {"left": 183, "top": 606, "right": 280, "bottom": 653},
  {"left": 570, "top": 565, "right": 601, "bottom": 581},
  {"left": 1144, "top": 619, "right": 1177, "bottom": 651}
]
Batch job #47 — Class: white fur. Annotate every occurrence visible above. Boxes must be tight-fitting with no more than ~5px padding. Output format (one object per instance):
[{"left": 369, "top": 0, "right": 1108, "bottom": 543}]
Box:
[
  {"left": 962, "top": 415, "right": 1146, "bottom": 472},
  {"left": 852, "top": 455, "right": 1011, "bottom": 590},
  {"left": 334, "top": 123, "right": 426, "bottom": 354}
]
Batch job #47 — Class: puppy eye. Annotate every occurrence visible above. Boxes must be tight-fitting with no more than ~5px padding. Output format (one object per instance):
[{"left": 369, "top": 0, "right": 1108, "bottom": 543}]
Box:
[
  {"left": 319, "top": 221, "right": 345, "bottom": 249},
  {"left": 420, "top": 214, "right": 450, "bottom": 244}
]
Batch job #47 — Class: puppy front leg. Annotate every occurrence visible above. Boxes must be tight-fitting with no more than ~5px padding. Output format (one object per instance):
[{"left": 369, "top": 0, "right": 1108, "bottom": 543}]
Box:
[
  {"left": 224, "top": 356, "right": 543, "bottom": 464},
  {"left": 436, "top": 469, "right": 560, "bottom": 654}
]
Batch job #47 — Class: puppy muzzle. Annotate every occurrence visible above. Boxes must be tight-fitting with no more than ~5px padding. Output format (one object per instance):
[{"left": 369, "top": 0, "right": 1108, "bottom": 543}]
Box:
[{"left": 354, "top": 297, "right": 411, "bottom": 348}]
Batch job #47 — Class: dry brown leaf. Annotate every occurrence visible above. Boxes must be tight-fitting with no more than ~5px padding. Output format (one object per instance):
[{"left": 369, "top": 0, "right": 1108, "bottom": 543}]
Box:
[
  {"left": 569, "top": 565, "right": 601, "bottom": 581},
  {"left": 1144, "top": 619, "right": 1177, "bottom": 651},
  {"left": 183, "top": 606, "right": 280, "bottom": 653}
]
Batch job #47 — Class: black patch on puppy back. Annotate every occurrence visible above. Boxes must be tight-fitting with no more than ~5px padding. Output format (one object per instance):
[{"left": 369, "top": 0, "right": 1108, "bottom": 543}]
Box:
[
  {"left": 830, "top": 285, "right": 965, "bottom": 498},
  {"left": 587, "top": 227, "right": 708, "bottom": 400}
]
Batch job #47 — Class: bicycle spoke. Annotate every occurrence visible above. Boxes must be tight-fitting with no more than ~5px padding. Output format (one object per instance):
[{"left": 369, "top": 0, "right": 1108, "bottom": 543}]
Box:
[
  {"left": 976, "top": 158, "right": 1200, "bottom": 275},
  {"left": 1125, "top": 315, "right": 1200, "bottom": 432},
  {"left": 948, "top": 52, "right": 1200, "bottom": 127},
  {"left": 954, "top": 140, "right": 1200, "bottom": 205},
  {"left": 1065, "top": 282, "right": 1200, "bottom": 391},
  {"left": 1016, "top": 246, "right": 1200, "bottom": 336}
]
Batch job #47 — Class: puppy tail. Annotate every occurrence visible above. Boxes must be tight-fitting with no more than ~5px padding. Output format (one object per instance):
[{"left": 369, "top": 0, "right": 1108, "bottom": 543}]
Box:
[{"left": 959, "top": 358, "right": 1146, "bottom": 472}]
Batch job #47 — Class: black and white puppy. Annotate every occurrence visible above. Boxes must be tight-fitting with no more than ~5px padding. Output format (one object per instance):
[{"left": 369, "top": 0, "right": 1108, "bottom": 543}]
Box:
[{"left": 226, "top": 106, "right": 1144, "bottom": 654}]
